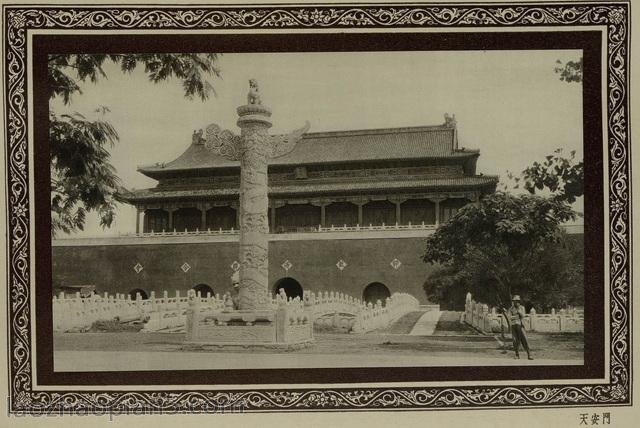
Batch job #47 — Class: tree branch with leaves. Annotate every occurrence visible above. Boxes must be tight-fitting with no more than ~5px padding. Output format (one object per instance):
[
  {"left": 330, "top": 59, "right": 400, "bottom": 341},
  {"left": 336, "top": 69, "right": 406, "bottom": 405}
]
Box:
[
  {"left": 554, "top": 57, "right": 583, "bottom": 83},
  {"left": 49, "top": 53, "right": 221, "bottom": 236}
]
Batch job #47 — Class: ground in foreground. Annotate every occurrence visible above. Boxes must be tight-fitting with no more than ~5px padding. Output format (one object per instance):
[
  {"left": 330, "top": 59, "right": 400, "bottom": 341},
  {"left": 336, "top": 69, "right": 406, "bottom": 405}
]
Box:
[{"left": 53, "top": 328, "right": 583, "bottom": 371}]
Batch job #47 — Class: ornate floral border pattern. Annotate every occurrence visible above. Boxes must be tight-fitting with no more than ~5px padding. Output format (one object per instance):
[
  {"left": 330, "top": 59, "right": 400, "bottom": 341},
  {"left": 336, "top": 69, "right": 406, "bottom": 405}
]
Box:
[{"left": 3, "top": 3, "right": 631, "bottom": 412}]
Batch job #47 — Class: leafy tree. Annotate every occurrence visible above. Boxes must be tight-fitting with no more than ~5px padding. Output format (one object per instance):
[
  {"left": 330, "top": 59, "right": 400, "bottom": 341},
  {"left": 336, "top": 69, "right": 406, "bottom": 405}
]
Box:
[
  {"left": 424, "top": 233, "right": 583, "bottom": 311},
  {"left": 422, "top": 192, "right": 578, "bottom": 310},
  {"left": 554, "top": 57, "right": 583, "bottom": 83},
  {"left": 501, "top": 148, "right": 583, "bottom": 205},
  {"left": 520, "top": 148, "right": 583, "bottom": 204},
  {"left": 49, "top": 54, "right": 221, "bottom": 236}
]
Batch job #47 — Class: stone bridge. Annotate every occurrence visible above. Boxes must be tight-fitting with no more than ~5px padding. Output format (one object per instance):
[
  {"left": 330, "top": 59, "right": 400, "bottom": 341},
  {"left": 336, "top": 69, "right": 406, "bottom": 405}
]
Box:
[{"left": 53, "top": 289, "right": 420, "bottom": 334}]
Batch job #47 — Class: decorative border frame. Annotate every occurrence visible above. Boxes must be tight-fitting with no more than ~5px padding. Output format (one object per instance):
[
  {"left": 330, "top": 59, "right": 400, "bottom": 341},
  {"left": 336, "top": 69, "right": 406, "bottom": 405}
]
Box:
[{"left": 3, "top": 2, "right": 631, "bottom": 412}]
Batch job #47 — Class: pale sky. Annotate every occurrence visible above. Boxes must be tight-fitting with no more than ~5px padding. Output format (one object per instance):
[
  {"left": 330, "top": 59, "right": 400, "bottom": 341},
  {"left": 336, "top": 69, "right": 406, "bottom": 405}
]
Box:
[{"left": 50, "top": 50, "right": 584, "bottom": 237}]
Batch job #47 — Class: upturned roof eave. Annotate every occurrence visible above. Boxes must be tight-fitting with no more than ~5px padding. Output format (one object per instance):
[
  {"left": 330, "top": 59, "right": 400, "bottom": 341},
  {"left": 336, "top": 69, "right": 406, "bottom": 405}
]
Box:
[
  {"left": 137, "top": 151, "right": 482, "bottom": 179},
  {"left": 122, "top": 176, "right": 498, "bottom": 204}
]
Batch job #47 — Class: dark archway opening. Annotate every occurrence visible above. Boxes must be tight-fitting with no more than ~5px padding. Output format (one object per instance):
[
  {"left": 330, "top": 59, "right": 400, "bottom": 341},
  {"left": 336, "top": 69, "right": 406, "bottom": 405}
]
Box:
[
  {"left": 363, "top": 282, "right": 391, "bottom": 306},
  {"left": 128, "top": 288, "right": 148, "bottom": 300},
  {"left": 192, "top": 283, "right": 215, "bottom": 297},
  {"left": 273, "top": 277, "right": 303, "bottom": 299}
]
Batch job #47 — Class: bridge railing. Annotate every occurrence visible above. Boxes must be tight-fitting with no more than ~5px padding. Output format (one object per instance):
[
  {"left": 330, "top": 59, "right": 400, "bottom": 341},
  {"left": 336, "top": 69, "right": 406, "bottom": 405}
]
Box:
[
  {"left": 462, "top": 293, "right": 584, "bottom": 334},
  {"left": 351, "top": 293, "right": 420, "bottom": 333},
  {"left": 52, "top": 290, "right": 227, "bottom": 333},
  {"left": 53, "top": 288, "right": 421, "bottom": 334}
]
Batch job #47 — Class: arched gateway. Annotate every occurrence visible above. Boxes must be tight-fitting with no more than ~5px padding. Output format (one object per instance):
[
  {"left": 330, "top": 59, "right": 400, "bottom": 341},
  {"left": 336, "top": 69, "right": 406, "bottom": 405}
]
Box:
[
  {"left": 362, "top": 282, "right": 391, "bottom": 306},
  {"left": 192, "top": 283, "right": 214, "bottom": 297},
  {"left": 273, "top": 277, "right": 304, "bottom": 299},
  {"left": 128, "top": 288, "right": 148, "bottom": 300}
]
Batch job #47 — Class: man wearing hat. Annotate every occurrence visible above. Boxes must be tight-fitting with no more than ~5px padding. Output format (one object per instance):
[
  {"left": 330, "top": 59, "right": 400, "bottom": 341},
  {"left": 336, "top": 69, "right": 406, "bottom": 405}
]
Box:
[{"left": 503, "top": 295, "right": 533, "bottom": 360}]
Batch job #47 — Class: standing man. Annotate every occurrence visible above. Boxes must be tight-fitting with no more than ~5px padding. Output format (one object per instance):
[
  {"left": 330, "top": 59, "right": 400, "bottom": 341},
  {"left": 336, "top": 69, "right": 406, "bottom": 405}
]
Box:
[{"left": 502, "top": 295, "right": 534, "bottom": 360}]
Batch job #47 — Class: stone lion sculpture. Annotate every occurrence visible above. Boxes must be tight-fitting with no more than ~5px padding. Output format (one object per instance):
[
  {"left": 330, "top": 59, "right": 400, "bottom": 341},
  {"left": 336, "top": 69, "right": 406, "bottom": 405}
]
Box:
[{"left": 247, "top": 79, "right": 261, "bottom": 105}]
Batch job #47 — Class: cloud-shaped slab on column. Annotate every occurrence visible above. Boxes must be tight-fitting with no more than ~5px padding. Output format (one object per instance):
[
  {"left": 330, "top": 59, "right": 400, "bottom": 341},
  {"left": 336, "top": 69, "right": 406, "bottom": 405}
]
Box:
[
  {"left": 203, "top": 123, "right": 243, "bottom": 161},
  {"left": 268, "top": 121, "right": 311, "bottom": 158}
]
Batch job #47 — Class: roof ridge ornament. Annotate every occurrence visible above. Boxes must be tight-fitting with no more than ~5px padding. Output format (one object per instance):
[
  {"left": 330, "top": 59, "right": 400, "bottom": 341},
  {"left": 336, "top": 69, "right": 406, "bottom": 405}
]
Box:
[
  {"left": 192, "top": 129, "right": 204, "bottom": 145},
  {"left": 444, "top": 113, "right": 457, "bottom": 128}
]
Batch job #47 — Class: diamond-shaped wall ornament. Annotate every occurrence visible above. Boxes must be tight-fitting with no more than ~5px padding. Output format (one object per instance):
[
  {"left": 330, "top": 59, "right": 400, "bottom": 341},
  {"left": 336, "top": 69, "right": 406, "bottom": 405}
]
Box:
[
  {"left": 181, "top": 262, "right": 191, "bottom": 273},
  {"left": 281, "top": 259, "right": 293, "bottom": 272},
  {"left": 336, "top": 259, "right": 347, "bottom": 271},
  {"left": 133, "top": 263, "right": 144, "bottom": 274},
  {"left": 230, "top": 260, "right": 240, "bottom": 272},
  {"left": 390, "top": 258, "right": 402, "bottom": 270}
]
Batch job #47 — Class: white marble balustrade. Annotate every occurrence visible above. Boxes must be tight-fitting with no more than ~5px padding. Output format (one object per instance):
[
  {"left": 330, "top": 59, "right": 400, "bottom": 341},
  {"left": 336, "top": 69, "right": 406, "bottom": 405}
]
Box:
[
  {"left": 462, "top": 293, "right": 584, "bottom": 334},
  {"left": 53, "top": 288, "right": 421, "bottom": 334}
]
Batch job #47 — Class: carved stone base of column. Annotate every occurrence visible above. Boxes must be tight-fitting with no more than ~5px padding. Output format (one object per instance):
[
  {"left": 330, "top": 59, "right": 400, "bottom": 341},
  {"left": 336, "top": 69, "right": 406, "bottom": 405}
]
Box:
[{"left": 183, "top": 305, "right": 314, "bottom": 350}]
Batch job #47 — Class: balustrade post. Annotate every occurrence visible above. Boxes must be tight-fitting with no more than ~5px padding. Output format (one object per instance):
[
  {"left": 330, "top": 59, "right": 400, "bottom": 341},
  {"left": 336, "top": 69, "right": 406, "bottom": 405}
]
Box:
[
  {"left": 150, "top": 291, "right": 157, "bottom": 312},
  {"left": 529, "top": 307, "right": 536, "bottom": 331},
  {"left": 161, "top": 290, "right": 168, "bottom": 311}
]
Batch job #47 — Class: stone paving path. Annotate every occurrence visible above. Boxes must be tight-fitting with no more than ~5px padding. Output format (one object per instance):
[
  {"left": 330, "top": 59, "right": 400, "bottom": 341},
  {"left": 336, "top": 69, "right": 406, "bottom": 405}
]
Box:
[
  {"left": 432, "top": 311, "right": 479, "bottom": 335},
  {"left": 380, "top": 310, "right": 427, "bottom": 334},
  {"left": 408, "top": 310, "right": 443, "bottom": 336}
]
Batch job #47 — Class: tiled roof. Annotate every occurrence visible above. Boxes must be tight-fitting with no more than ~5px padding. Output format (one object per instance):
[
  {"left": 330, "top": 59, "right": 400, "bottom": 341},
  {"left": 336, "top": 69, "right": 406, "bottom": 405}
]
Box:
[
  {"left": 125, "top": 175, "right": 498, "bottom": 202},
  {"left": 138, "top": 125, "right": 478, "bottom": 178}
]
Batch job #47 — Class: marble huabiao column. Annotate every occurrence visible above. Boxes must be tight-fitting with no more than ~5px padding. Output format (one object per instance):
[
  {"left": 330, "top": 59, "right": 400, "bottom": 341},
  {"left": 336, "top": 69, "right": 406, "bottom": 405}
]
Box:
[
  {"left": 203, "top": 80, "right": 309, "bottom": 310},
  {"left": 236, "top": 103, "right": 272, "bottom": 310}
]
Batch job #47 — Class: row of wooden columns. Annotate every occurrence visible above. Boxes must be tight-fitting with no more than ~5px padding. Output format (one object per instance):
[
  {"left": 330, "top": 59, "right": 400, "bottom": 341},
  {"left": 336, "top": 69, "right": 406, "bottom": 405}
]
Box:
[
  {"left": 267, "top": 197, "right": 450, "bottom": 230},
  {"left": 136, "top": 196, "right": 479, "bottom": 233},
  {"left": 136, "top": 205, "right": 240, "bottom": 234}
]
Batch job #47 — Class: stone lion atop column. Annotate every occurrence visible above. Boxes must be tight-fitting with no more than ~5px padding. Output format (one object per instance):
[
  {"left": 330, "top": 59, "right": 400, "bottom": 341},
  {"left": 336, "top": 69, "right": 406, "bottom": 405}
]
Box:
[{"left": 247, "top": 79, "right": 261, "bottom": 105}]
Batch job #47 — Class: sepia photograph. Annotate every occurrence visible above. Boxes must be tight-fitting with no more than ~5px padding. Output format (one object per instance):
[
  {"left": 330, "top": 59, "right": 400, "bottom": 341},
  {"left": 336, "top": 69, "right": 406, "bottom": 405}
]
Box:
[
  {"left": 50, "top": 50, "right": 586, "bottom": 372},
  {"left": 2, "top": 0, "right": 631, "bottom": 417}
]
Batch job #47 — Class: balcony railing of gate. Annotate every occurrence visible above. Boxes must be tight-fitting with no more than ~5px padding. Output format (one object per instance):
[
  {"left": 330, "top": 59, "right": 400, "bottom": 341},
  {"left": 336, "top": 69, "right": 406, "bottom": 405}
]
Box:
[{"left": 128, "top": 222, "right": 438, "bottom": 237}]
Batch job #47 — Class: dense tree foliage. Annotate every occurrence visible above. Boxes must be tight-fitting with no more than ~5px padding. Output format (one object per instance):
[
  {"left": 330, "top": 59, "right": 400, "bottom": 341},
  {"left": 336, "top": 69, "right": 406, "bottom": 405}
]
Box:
[
  {"left": 520, "top": 148, "right": 584, "bottom": 204},
  {"left": 502, "top": 149, "right": 583, "bottom": 204},
  {"left": 49, "top": 54, "right": 221, "bottom": 236},
  {"left": 554, "top": 57, "right": 583, "bottom": 83},
  {"left": 424, "top": 233, "right": 583, "bottom": 311},
  {"left": 422, "top": 192, "right": 580, "bottom": 310}
]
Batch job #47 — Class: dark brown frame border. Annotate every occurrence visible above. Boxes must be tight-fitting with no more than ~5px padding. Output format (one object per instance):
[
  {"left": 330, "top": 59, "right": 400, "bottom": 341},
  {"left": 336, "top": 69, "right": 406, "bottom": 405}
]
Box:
[
  {"left": 4, "top": 3, "right": 631, "bottom": 412},
  {"left": 34, "top": 30, "right": 603, "bottom": 385}
]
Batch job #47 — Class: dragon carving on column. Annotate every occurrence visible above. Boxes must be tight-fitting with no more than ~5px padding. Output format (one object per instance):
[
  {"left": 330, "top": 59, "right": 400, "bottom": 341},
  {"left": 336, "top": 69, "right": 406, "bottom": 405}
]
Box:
[{"left": 201, "top": 80, "right": 310, "bottom": 310}]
